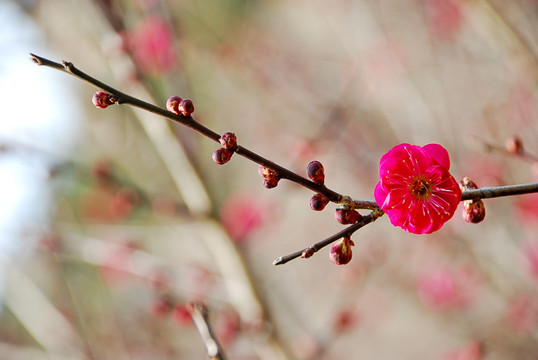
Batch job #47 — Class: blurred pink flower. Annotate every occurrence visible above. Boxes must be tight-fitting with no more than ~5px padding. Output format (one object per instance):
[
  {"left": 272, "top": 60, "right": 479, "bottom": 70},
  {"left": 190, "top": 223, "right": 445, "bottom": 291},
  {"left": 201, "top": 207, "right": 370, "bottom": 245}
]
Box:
[
  {"left": 442, "top": 341, "right": 483, "bottom": 360},
  {"left": 220, "top": 193, "right": 271, "bottom": 243},
  {"left": 375, "top": 143, "right": 461, "bottom": 234},
  {"left": 417, "top": 267, "right": 473, "bottom": 310},
  {"left": 514, "top": 193, "right": 538, "bottom": 225},
  {"left": 504, "top": 293, "right": 538, "bottom": 335},
  {"left": 123, "top": 16, "right": 177, "bottom": 75},
  {"left": 426, "top": 0, "right": 464, "bottom": 41}
]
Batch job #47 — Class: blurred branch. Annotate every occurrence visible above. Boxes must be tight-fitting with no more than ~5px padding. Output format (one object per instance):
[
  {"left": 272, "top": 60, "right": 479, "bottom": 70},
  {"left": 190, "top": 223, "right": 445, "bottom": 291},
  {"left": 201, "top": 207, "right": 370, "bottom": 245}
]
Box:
[{"left": 187, "top": 302, "right": 227, "bottom": 360}]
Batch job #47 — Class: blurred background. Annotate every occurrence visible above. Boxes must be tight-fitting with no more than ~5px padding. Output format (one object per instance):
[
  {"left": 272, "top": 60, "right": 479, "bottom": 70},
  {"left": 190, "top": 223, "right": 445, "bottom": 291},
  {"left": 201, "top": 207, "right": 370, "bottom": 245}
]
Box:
[{"left": 1, "top": 0, "right": 538, "bottom": 358}]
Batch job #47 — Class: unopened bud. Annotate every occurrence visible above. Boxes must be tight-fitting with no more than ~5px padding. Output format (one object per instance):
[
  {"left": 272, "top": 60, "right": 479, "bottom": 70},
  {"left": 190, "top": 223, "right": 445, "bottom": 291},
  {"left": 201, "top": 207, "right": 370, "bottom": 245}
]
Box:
[
  {"left": 166, "top": 95, "right": 182, "bottom": 115},
  {"left": 258, "top": 165, "right": 280, "bottom": 189},
  {"left": 92, "top": 91, "right": 115, "bottom": 109},
  {"left": 505, "top": 135, "right": 524, "bottom": 155},
  {"left": 212, "top": 148, "right": 233, "bottom": 165},
  {"left": 459, "top": 177, "right": 486, "bottom": 223},
  {"left": 463, "top": 199, "right": 486, "bottom": 223},
  {"left": 335, "top": 208, "right": 361, "bottom": 225},
  {"left": 219, "top": 132, "right": 237, "bottom": 150},
  {"left": 330, "top": 237, "right": 354, "bottom": 265},
  {"left": 302, "top": 248, "right": 314, "bottom": 259},
  {"left": 310, "top": 193, "right": 329, "bottom": 211},
  {"left": 307, "top": 160, "right": 325, "bottom": 185},
  {"left": 178, "top": 99, "right": 194, "bottom": 116}
]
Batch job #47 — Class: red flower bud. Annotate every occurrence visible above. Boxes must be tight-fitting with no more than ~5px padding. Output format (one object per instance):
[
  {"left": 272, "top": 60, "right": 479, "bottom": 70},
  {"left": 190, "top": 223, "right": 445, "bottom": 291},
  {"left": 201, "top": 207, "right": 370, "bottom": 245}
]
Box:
[
  {"left": 219, "top": 132, "right": 237, "bottom": 150},
  {"left": 258, "top": 165, "right": 280, "bottom": 189},
  {"left": 459, "top": 176, "right": 479, "bottom": 191},
  {"left": 330, "top": 237, "right": 354, "bottom": 265},
  {"left": 310, "top": 193, "right": 329, "bottom": 211},
  {"left": 212, "top": 148, "right": 233, "bottom": 165},
  {"left": 335, "top": 208, "right": 361, "bottom": 225},
  {"left": 92, "top": 91, "right": 115, "bottom": 109},
  {"left": 178, "top": 99, "right": 194, "bottom": 116},
  {"left": 263, "top": 177, "right": 279, "bottom": 189},
  {"left": 459, "top": 177, "right": 486, "bottom": 224},
  {"left": 307, "top": 160, "right": 325, "bottom": 185},
  {"left": 166, "top": 95, "right": 182, "bottom": 115},
  {"left": 463, "top": 199, "right": 486, "bottom": 223}
]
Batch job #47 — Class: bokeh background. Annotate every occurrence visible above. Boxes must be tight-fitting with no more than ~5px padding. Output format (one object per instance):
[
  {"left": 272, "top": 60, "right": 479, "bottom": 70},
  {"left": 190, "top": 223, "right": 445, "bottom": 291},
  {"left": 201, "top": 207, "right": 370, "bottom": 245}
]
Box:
[{"left": 1, "top": 0, "right": 538, "bottom": 359}]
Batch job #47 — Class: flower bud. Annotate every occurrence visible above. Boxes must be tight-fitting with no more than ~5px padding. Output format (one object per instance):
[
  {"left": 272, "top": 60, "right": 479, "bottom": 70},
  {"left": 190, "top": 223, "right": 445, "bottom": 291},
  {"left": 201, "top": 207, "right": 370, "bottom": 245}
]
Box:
[
  {"left": 178, "top": 99, "right": 194, "bottom": 116},
  {"left": 459, "top": 177, "right": 486, "bottom": 224},
  {"left": 463, "top": 199, "right": 486, "bottom": 223},
  {"left": 330, "top": 237, "right": 354, "bottom": 265},
  {"left": 335, "top": 208, "right": 361, "bottom": 225},
  {"left": 166, "top": 95, "right": 182, "bottom": 115},
  {"left": 212, "top": 148, "right": 233, "bottom": 165},
  {"left": 307, "top": 160, "right": 325, "bottom": 185},
  {"left": 219, "top": 132, "right": 237, "bottom": 150},
  {"left": 505, "top": 135, "right": 524, "bottom": 155},
  {"left": 263, "top": 177, "right": 279, "bottom": 189},
  {"left": 258, "top": 165, "right": 280, "bottom": 189},
  {"left": 459, "top": 176, "right": 479, "bottom": 191},
  {"left": 310, "top": 193, "right": 329, "bottom": 211},
  {"left": 92, "top": 91, "right": 115, "bottom": 108},
  {"left": 302, "top": 247, "right": 314, "bottom": 259}
]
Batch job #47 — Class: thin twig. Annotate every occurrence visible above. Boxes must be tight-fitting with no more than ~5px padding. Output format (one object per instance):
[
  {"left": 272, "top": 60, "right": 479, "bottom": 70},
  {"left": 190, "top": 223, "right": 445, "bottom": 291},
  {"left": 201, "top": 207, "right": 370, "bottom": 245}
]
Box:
[
  {"left": 30, "top": 53, "right": 350, "bottom": 204},
  {"left": 461, "top": 182, "right": 538, "bottom": 200},
  {"left": 187, "top": 301, "right": 227, "bottom": 360},
  {"left": 273, "top": 209, "right": 384, "bottom": 266}
]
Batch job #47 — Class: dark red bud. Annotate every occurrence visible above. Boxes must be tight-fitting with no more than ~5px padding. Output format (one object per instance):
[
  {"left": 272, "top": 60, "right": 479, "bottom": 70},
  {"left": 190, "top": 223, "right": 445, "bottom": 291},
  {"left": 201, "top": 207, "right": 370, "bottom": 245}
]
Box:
[
  {"left": 302, "top": 248, "right": 314, "bottom": 259},
  {"left": 166, "top": 95, "right": 182, "bottom": 115},
  {"left": 92, "top": 91, "right": 115, "bottom": 109},
  {"left": 178, "top": 99, "right": 194, "bottom": 116},
  {"left": 219, "top": 132, "right": 237, "bottom": 150},
  {"left": 310, "top": 193, "right": 329, "bottom": 211},
  {"left": 463, "top": 199, "right": 486, "bottom": 223},
  {"left": 212, "top": 148, "right": 233, "bottom": 165},
  {"left": 307, "top": 160, "right": 325, "bottom": 185},
  {"left": 263, "top": 177, "right": 279, "bottom": 189},
  {"left": 335, "top": 209, "right": 361, "bottom": 225},
  {"left": 330, "top": 237, "right": 354, "bottom": 265}
]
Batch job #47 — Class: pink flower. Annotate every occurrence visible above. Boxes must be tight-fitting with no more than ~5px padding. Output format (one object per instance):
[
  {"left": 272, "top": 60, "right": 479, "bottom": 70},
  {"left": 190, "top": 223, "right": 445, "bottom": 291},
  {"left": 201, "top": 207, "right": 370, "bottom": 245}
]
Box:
[
  {"left": 124, "top": 16, "right": 177, "bottom": 75},
  {"left": 374, "top": 143, "right": 461, "bottom": 234}
]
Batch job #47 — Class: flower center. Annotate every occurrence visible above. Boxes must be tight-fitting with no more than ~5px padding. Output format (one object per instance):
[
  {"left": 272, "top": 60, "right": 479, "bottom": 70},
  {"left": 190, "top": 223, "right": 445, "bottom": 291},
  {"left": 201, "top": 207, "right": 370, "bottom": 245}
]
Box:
[{"left": 410, "top": 177, "right": 431, "bottom": 199}]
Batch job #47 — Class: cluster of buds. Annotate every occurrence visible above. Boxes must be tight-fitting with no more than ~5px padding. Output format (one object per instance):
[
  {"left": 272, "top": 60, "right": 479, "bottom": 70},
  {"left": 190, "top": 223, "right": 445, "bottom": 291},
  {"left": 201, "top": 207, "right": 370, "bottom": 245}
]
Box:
[
  {"left": 166, "top": 95, "right": 195, "bottom": 116},
  {"left": 460, "top": 177, "right": 486, "bottom": 224},
  {"left": 330, "top": 236, "right": 355, "bottom": 265},
  {"left": 212, "top": 132, "right": 237, "bottom": 165},
  {"left": 334, "top": 205, "right": 362, "bottom": 225},
  {"left": 92, "top": 91, "right": 116, "bottom": 109},
  {"left": 258, "top": 165, "right": 280, "bottom": 189}
]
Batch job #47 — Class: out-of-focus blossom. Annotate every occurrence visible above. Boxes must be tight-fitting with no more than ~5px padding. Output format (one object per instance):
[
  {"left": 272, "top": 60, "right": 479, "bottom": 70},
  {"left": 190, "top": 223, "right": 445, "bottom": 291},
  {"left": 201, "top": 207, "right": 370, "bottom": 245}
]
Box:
[
  {"left": 374, "top": 143, "right": 461, "bottom": 234},
  {"left": 123, "top": 16, "right": 177, "bottom": 75},
  {"left": 426, "top": 0, "right": 464, "bottom": 41},
  {"left": 442, "top": 341, "right": 483, "bottom": 360},
  {"left": 417, "top": 267, "right": 474, "bottom": 310},
  {"left": 504, "top": 293, "right": 538, "bottom": 335},
  {"left": 220, "top": 193, "right": 270, "bottom": 243}
]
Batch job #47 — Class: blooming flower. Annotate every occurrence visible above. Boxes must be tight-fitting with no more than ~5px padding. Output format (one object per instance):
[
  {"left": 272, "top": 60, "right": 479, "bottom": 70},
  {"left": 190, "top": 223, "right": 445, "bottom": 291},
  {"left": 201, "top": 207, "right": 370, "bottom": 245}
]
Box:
[{"left": 374, "top": 143, "right": 461, "bottom": 234}]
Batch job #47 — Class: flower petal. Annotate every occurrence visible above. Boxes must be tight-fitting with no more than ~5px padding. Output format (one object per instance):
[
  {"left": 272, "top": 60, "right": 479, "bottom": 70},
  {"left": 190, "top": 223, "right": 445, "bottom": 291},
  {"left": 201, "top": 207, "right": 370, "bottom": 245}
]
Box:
[{"left": 423, "top": 143, "right": 450, "bottom": 170}]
